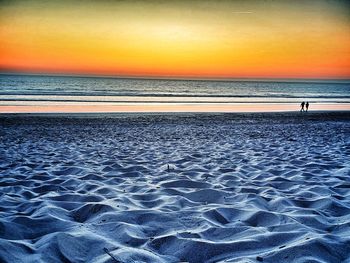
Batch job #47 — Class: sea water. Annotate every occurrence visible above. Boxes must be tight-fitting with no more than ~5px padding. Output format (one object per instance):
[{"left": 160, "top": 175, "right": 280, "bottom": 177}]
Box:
[{"left": 0, "top": 74, "right": 349, "bottom": 105}]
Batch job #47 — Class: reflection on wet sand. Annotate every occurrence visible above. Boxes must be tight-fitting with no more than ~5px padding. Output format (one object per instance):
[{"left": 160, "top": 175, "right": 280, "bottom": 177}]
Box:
[{"left": 0, "top": 103, "right": 349, "bottom": 113}]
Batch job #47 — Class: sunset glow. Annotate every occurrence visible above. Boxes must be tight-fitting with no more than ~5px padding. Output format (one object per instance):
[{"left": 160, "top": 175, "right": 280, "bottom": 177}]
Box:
[{"left": 1, "top": 0, "right": 350, "bottom": 79}]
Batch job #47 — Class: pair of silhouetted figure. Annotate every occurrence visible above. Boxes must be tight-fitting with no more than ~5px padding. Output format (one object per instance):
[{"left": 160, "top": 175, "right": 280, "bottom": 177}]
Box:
[{"left": 300, "top": 101, "right": 309, "bottom": 112}]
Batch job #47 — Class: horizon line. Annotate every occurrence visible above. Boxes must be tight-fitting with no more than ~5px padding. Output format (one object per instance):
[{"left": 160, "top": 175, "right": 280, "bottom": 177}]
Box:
[{"left": 1, "top": 71, "right": 350, "bottom": 83}]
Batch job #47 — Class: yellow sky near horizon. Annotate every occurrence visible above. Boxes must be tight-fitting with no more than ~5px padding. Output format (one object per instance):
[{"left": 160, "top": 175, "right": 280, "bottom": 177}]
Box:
[{"left": 1, "top": 0, "right": 350, "bottom": 78}]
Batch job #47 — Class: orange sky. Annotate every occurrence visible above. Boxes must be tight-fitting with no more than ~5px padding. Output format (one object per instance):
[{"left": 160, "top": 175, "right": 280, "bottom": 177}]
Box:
[{"left": 1, "top": 0, "right": 350, "bottom": 79}]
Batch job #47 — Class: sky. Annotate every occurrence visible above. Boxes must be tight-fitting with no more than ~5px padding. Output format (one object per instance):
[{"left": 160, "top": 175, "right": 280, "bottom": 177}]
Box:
[{"left": 0, "top": 0, "right": 350, "bottom": 79}]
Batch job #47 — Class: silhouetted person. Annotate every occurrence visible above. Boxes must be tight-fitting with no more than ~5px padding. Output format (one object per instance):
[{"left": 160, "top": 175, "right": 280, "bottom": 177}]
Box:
[
  {"left": 306, "top": 102, "right": 309, "bottom": 112},
  {"left": 300, "top": 101, "right": 305, "bottom": 112}
]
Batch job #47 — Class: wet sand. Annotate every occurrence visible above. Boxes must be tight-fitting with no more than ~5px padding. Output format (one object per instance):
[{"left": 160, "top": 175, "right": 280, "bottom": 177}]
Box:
[{"left": 0, "top": 102, "right": 349, "bottom": 113}]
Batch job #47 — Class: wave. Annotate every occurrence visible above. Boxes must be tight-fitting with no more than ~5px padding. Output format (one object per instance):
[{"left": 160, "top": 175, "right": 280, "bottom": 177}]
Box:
[
  {"left": 1, "top": 75, "right": 349, "bottom": 105},
  {"left": 1, "top": 92, "right": 350, "bottom": 98}
]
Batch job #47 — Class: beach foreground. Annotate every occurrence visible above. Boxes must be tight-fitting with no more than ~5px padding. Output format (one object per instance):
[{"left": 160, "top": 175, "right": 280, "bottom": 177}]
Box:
[{"left": 0, "top": 112, "right": 349, "bottom": 263}]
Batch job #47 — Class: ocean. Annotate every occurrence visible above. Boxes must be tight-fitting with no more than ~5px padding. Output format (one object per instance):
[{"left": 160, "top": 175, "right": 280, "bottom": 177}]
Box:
[{"left": 1, "top": 74, "right": 349, "bottom": 105}]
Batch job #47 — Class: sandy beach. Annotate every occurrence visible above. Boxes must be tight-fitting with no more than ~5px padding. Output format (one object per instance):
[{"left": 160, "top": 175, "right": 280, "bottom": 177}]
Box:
[{"left": 0, "top": 112, "right": 349, "bottom": 263}]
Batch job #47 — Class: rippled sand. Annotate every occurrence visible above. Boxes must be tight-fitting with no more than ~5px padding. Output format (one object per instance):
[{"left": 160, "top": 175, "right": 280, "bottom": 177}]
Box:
[{"left": 0, "top": 112, "right": 349, "bottom": 263}]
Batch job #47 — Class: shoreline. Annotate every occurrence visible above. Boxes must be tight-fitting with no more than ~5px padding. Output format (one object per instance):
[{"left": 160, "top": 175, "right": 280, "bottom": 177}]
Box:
[{"left": 0, "top": 102, "right": 349, "bottom": 114}]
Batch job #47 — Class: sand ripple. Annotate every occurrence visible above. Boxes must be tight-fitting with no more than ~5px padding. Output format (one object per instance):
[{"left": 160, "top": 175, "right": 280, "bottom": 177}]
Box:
[{"left": 0, "top": 112, "right": 349, "bottom": 262}]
